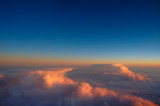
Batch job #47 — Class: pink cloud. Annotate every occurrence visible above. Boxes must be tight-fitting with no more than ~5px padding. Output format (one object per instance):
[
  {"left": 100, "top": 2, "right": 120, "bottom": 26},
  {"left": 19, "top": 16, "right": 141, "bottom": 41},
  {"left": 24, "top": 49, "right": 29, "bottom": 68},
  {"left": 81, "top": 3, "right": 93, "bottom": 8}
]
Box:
[
  {"left": 112, "top": 63, "right": 150, "bottom": 81},
  {"left": 0, "top": 68, "right": 158, "bottom": 106}
]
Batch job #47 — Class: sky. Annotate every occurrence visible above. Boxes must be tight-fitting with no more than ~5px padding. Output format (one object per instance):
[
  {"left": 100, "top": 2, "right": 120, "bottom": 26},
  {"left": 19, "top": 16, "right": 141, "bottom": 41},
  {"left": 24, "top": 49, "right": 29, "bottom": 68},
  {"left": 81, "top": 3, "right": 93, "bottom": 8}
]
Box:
[{"left": 0, "top": 0, "right": 160, "bottom": 66}]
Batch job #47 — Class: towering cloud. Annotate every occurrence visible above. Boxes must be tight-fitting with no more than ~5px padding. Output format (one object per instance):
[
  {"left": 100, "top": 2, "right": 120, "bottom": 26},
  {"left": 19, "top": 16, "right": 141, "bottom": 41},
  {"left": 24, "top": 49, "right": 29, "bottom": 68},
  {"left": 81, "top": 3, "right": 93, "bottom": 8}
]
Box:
[
  {"left": 112, "top": 63, "right": 150, "bottom": 81},
  {"left": 29, "top": 68, "right": 75, "bottom": 87},
  {"left": 0, "top": 66, "right": 158, "bottom": 106},
  {"left": 91, "top": 63, "right": 150, "bottom": 81}
]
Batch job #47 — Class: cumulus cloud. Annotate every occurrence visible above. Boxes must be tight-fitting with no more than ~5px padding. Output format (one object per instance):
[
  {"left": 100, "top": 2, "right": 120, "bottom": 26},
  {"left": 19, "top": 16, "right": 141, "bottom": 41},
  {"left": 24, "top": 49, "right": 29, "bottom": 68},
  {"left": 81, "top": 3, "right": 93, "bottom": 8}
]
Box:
[
  {"left": 29, "top": 68, "right": 75, "bottom": 87},
  {"left": 90, "top": 63, "right": 150, "bottom": 81},
  {"left": 0, "top": 67, "right": 158, "bottom": 106},
  {"left": 76, "top": 82, "right": 117, "bottom": 98},
  {"left": 112, "top": 63, "right": 150, "bottom": 81}
]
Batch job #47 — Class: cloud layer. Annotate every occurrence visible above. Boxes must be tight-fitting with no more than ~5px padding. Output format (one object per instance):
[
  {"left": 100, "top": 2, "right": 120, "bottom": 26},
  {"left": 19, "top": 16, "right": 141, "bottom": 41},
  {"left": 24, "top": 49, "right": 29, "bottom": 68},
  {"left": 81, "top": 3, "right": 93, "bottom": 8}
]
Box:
[{"left": 0, "top": 65, "right": 158, "bottom": 106}]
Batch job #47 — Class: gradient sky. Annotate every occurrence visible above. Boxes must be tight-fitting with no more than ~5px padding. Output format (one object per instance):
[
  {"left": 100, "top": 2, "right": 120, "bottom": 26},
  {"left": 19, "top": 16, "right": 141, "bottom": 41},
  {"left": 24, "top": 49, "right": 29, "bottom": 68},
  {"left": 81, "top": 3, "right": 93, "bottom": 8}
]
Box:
[{"left": 0, "top": 0, "right": 160, "bottom": 66}]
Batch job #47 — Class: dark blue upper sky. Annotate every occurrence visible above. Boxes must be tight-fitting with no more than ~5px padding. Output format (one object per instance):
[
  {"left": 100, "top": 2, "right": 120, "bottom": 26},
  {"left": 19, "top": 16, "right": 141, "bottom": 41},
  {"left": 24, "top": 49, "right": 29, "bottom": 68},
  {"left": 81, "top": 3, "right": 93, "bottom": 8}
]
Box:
[{"left": 0, "top": 0, "right": 160, "bottom": 64}]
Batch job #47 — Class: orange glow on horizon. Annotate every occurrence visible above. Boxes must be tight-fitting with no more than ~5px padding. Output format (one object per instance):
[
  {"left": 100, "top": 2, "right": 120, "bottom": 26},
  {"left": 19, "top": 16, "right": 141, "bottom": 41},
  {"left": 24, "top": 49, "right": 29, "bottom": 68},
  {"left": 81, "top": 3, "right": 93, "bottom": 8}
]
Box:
[{"left": 0, "top": 55, "right": 160, "bottom": 67}]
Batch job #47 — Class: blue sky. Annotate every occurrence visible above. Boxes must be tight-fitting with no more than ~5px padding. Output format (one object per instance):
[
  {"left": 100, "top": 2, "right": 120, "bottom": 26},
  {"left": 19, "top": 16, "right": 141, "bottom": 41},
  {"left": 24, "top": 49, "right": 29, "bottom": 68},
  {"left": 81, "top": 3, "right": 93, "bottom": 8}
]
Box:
[{"left": 0, "top": 0, "right": 160, "bottom": 65}]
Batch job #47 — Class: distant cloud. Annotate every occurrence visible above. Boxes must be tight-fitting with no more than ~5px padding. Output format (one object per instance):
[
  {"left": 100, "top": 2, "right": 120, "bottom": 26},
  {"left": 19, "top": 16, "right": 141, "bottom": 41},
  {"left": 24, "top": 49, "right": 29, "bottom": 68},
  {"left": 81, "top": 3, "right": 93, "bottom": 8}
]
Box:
[
  {"left": 112, "top": 63, "right": 150, "bottom": 81},
  {"left": 91, "top": 63, "right": 150, "bottom": 81},
  {"left": 0, "top": 67, "right": 158, "bottom": 106}
]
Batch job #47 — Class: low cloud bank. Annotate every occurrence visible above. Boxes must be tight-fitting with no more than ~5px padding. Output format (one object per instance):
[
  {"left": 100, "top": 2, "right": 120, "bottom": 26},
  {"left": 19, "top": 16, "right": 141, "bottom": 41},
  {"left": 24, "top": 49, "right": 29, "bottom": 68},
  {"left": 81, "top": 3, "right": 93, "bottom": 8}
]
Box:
[{"left": 0, "top": 66, "right": 158, "bottom": 106}]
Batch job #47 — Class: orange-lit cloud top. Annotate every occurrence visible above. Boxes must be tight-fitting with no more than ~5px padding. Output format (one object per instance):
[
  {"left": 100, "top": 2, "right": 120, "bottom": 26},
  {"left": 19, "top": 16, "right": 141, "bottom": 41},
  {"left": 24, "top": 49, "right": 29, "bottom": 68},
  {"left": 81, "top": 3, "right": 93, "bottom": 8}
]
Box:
[
  {"left": 29, "top": 68, "right": 75, "bottom": 87},
  {"left": 0, "top": 67, "right": 158, "bottom": 106},
  {"left": 77, "top": 82, "right": 117, "bottom": 98},
  {"left": 91, "top": 63, "right": 150, "bottom": 81},
  {"left": 112, "top": 63, "right": 150, "bottom": 81}
]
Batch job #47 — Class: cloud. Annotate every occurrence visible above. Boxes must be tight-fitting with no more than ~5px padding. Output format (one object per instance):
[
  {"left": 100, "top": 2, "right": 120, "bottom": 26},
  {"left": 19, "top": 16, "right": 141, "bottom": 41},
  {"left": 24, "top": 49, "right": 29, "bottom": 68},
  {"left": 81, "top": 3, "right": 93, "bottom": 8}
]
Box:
[
  {"left": 112, "top": 63, "right": 150, "bottom": 81},
  {"left": 0, "top": 67, "right": 158, "bottom": 106},
  {"left": 76, "top": 82, "right": 117, "bottom": 98},
  {"left": 90, "top": 63, "right": 150, "bottom": 81},
  {"left": 29, "top": 68, "right": 75, "bottom": 87},
  {"left": 0, "top": 73, "right": 3, "bottom": 78}
]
